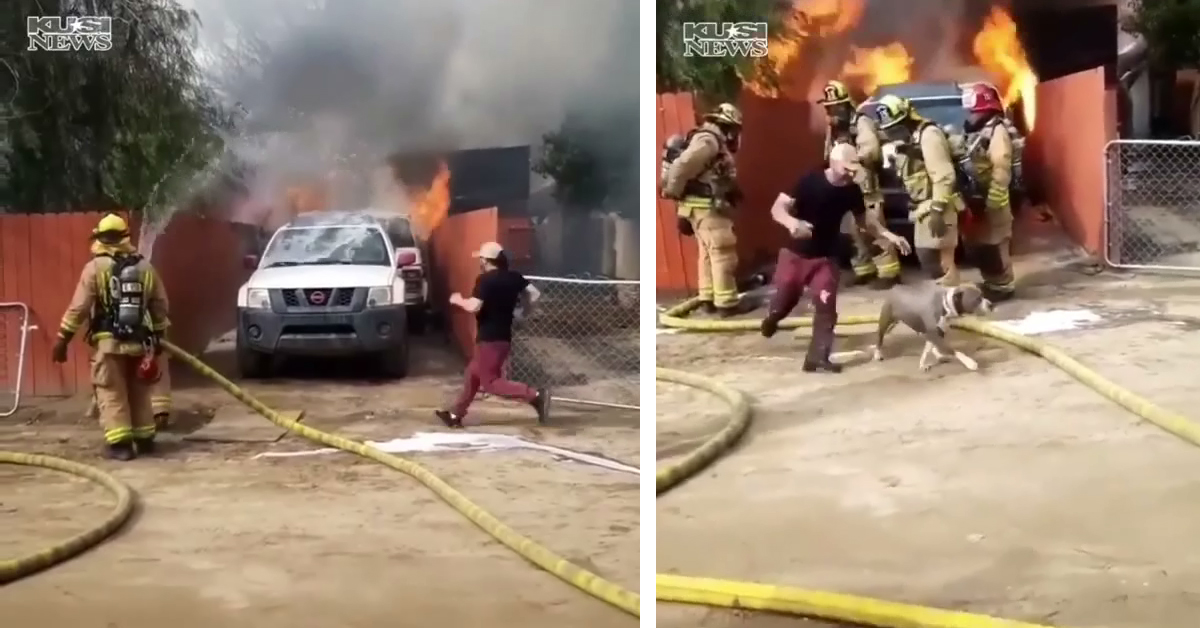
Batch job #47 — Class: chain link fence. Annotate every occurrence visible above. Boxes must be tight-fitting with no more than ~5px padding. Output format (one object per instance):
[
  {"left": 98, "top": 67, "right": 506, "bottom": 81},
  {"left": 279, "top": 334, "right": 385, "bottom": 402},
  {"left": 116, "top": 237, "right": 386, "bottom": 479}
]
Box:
[
  {"left": 507, "top": 275, "right": 639, "bottom": 410},
  {"left": 1105, "top": 139, "right": 1200, "bottom": 271}
]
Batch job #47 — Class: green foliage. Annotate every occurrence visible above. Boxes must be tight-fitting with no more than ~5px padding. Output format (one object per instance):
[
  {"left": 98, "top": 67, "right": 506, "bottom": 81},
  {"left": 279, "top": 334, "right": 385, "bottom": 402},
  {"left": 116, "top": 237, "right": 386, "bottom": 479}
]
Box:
[
  {"left": 532, "top": 107, "right": 638, "bottom": 217},
  {"left": 0, "top": 0, "right": 234, "bottom": 218},
  {"left": 656, "top": 0, "right": 785, "bottom": 103},
  {"left": 1123, "top": 0, "right": 1200, "bottom": 69}
]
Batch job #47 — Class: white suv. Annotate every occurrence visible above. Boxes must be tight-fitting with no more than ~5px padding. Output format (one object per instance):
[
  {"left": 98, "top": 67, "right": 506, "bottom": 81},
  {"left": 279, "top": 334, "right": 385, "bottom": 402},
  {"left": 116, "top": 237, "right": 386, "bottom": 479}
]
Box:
[{"left": 235, "top": 211, "right": 422, "bottom": 378}]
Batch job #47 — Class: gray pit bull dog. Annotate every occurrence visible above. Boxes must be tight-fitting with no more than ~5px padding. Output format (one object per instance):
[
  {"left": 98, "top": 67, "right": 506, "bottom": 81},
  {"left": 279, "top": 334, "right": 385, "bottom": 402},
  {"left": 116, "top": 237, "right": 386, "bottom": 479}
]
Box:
[{"left": 872, "top": 282, "right": 993, "bottom": 372}]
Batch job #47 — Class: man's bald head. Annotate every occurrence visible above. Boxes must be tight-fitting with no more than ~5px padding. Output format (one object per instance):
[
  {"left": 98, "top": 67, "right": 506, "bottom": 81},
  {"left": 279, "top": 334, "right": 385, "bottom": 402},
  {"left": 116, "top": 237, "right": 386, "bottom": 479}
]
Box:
[{"left": 827, "top": 143, "right": 861, "bottom": 185}]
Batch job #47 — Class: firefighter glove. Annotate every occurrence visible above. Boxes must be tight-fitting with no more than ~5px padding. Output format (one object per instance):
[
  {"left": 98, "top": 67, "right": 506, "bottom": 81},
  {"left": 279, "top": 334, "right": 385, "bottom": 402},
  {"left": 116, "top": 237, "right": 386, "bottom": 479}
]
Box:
[
  {"left": 51, "top": 336, "right": 70, "bottom": 364},
  {"left": 927, "top": 202, "right": 949, "bottom": 239},
  {"left": 725, "top": 185, "right": 744, "bottom": 206},
  {"left": 676, "top": 216, "right": 695, "bottom": 237}
]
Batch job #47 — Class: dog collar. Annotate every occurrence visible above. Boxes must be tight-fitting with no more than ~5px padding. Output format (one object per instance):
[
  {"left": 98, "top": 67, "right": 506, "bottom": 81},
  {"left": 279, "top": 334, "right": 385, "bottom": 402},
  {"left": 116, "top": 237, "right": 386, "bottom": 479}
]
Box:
[{"left": 942, "top": 288, "right": 958, "bottom": 317}]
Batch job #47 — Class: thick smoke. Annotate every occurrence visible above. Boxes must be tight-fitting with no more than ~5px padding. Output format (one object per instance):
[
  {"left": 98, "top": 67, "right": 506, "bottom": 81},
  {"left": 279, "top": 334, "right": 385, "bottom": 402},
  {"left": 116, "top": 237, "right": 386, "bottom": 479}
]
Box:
[{"left": 181, "top": 0, "right": 638, "bottom": 223}]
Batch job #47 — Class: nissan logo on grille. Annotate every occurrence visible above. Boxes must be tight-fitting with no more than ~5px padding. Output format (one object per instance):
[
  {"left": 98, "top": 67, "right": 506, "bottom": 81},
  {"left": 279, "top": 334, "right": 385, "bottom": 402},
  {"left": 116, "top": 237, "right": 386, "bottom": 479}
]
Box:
[{"left": 308, "top": 290, "right": 327, "bottom": 305}]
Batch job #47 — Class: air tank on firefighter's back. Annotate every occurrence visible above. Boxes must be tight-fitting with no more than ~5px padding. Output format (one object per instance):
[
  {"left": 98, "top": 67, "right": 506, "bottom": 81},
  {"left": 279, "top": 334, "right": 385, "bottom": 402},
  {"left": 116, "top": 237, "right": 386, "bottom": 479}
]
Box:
[{"left": 116, "top": 263, "right": 145, "bottom": 329}]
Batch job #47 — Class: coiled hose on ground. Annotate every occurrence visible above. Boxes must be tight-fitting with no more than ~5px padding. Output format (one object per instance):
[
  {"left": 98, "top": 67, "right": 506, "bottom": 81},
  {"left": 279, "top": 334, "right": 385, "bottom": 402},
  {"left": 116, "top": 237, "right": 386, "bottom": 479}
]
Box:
[
  {"left": 656, "top": 298, "right": 1200, "bottom": 627},
  {"left": 0, "top": 340, "right": 640, "bottom": 618}
]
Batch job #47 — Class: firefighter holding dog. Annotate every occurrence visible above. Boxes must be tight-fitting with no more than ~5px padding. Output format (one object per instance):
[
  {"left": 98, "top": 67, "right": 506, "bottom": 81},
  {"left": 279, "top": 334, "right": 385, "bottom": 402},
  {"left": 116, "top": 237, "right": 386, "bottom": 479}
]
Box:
[
  {"left": 53, "top": 213, "right": 170, "bottom": 461},
  {"left": 660, "top": 102, "right": 752, "bottom": 317},
  {"left": 875, "top": 94, "right": 966, "bottom": 285},
  {"left": 819, "top": 80, "right": 902, "bottom": 289},
  {"left": 959, "top": 82, "right": 1017, "bottom": 302}
]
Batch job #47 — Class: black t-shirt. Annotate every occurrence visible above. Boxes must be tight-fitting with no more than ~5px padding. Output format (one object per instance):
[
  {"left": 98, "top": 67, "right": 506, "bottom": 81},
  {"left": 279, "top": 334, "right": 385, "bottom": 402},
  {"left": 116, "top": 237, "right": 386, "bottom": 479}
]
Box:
[
  {"left": 473, "top": 268, "right": 529, "bottom": 342},
  {"left": 785, "top": 170, "right": 866, "bottom": 258}
]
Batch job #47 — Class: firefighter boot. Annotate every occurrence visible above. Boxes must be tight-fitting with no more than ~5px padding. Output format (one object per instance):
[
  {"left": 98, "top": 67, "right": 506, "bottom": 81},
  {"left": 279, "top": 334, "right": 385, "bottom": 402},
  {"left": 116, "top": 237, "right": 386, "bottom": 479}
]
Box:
[
  {"left": 134, "top": 436, "right": 157, "bottom": 456},
  {"left": 980, "top": 284, "right": 1014, "bottom": 303},
  {"left": 871, "top": 275, "right": 900, "bottom": 291},
  {"left": 802, "top": 311, "right": 842, "bottom": 373},
  {"left": 716, "top": 300, "right": 755, "bottom": 318},
  {"left": 852, "top": 272, "right": 875, "bottom": 287},
  {"left": 106, "top": 441, "right": 136, "bottom": 461},
  {"left": 974, "top": 244, "right": 1015, "bottom": 303}
]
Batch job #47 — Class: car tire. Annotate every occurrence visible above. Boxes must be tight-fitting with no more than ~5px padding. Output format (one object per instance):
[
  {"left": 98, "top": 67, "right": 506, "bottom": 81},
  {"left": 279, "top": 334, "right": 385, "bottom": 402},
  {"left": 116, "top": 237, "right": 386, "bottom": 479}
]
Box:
[
  {"left": 236, "top": 336, "right": 271, "bottom": 379},
  {"left": 407, "top": 307, "right": 427, "bottom": 334},
  {"left": 379, "top": 339, "right": 410, "bottom": 379}
]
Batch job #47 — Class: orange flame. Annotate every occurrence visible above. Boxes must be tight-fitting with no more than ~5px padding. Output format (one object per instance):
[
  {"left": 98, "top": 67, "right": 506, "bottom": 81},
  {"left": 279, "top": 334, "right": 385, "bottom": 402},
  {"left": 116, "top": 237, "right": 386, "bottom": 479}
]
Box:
[
  {"left": 752, "top": 0, "right": 866, "bottom": 98},
  {"left": 972, "top": 7, "right": 1038, "bottom": 130},
  {"left": 841, "top": 43, "right": 913, "bottom": 95},
  {"left": 403, "top": 161, "right": 451, "bottom": 239},
  {"left": 794, "top": 0, "right": 865, "bottom": 37}
]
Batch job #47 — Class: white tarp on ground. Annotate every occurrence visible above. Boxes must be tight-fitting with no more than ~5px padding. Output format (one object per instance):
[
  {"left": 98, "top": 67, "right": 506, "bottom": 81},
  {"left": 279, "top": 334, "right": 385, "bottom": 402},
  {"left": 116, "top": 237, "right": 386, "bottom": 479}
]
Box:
[
  {"left": 254, "top": 431, "right": 639, "bottom": 475},
  {"left": 990, "top": 309, "right": 1103, "bottom": 335}
]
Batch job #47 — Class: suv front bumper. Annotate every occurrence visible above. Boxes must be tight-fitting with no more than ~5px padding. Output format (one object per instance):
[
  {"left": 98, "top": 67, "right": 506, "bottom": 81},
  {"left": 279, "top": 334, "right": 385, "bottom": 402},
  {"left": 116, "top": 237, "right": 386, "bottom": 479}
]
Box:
[{"left": 237, "top": 305, "right": 407, "bottom": 356}]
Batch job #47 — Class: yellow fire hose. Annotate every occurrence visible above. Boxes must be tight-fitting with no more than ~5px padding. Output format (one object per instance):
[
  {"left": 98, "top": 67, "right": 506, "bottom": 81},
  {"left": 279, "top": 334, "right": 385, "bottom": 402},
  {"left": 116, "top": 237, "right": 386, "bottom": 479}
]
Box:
[
  {"left": 0, "top": 452, "right": 135, "bottom": 585},
  {"left": 0, "top": 340, "right": 639, "bottom": 618},
  {"left": 657, "top": 297, "right": 1200, "bottom": 627}
]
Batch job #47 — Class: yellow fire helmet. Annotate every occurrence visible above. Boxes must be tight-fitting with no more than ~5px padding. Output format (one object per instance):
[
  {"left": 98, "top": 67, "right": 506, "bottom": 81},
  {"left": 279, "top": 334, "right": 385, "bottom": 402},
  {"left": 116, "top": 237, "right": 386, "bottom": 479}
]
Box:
[
  {"left": 818, "top": 80, "right": 852, "bottom": 106},
  {"left": 703, "top": 102, "right": 743, "bottom": 127},
  {"left": 874, "top": 94, "right": 913, "bottom": 130},
  {"left": 93, "top": 212, "right": 129, "bottom": 237}
]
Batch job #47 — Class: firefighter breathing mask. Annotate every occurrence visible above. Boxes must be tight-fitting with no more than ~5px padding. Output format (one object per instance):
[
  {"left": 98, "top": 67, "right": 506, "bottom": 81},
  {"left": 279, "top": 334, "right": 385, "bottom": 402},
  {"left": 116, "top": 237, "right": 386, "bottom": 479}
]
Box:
[
  {"left": 718, "top": 124, "right": 741, "bottom": 153},
  {"left": 963, "top": 112, "right": 992, "bottom": 133},
  {"left": 824, "top": 102, "right": 854, "bottom": 129},
  {"left": 883, "top": 123, "right": 911, "bottom": 144}
]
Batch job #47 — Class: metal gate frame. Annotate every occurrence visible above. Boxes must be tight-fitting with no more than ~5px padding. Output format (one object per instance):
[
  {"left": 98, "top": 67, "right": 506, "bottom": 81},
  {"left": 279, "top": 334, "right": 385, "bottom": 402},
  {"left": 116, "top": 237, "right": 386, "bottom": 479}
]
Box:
[
  {"left": 1103, "top": 138, "right": 1200, "bottom": 272},
  {"left": 0, "top": 301, "right": 33, "bottom": 417}
]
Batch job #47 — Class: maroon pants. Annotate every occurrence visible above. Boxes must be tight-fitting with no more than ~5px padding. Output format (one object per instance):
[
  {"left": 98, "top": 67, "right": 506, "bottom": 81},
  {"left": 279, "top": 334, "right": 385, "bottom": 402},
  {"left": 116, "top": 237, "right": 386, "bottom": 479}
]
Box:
[
  {"left": 767, "top": 248, "right": 841, "bottom": 319},
  {"left": 452, "top": 341, "right": 537, "bottom": 417}
]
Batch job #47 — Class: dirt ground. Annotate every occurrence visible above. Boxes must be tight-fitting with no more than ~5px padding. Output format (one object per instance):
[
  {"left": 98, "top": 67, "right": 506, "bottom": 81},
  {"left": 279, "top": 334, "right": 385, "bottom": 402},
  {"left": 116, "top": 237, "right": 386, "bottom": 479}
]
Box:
[
  {"left": 657, "top": 260, "right": 1200, "bottom": 627},
  {"left": 0, "top": 336, "right": 639, "bottom": 627}
]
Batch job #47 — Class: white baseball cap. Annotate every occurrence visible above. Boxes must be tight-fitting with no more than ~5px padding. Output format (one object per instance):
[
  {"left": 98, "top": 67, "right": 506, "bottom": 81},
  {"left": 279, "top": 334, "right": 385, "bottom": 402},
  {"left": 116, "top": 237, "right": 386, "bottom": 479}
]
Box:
[{"left": 472, "top": 241, "right": 504, "bottom": 260}]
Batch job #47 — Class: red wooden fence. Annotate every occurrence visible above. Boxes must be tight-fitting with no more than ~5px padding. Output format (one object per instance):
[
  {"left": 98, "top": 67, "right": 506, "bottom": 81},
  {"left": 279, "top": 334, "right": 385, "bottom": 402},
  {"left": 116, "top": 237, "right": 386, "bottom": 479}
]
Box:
[
  {"left": 2, "top": 212, "right": 127, "bottom": 397},
  {"left": 655, "top": 91, "right": 825, "bottom": 296},
  {"left": 655, "top": 93, "right": 700, "bottom": 294}
]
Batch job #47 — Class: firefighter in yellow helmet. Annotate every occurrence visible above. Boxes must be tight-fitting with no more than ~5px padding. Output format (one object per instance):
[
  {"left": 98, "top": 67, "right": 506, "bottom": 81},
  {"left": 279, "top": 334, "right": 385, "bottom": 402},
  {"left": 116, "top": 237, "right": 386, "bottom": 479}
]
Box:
[
  {"left": 52, "top": 213, "right": 171, "bottom": 460},
  {"left": 874, "top": 94, "right": 966, "bottom": 285},
  {"left": 959, "top": 82, "right": 1016, "bottom": 301},
  {"left": 661, "top": 102, "right": 752, "bottom": 316},
  {"left": 818, "top": 80, "right": 901, "bottom": 289}
]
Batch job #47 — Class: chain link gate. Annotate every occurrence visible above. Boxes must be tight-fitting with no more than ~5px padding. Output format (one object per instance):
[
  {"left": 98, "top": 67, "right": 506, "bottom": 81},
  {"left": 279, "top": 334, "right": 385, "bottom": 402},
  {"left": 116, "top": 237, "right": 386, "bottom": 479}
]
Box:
[
  {"left": 1105, "top": 139, "right": 1200, "bottom": 271},
  {"left": 506, "top": 276, "right": 639, "bottom": 410},
  {"left": 0, "top": 302, "right": 33, "bottom": 417}
]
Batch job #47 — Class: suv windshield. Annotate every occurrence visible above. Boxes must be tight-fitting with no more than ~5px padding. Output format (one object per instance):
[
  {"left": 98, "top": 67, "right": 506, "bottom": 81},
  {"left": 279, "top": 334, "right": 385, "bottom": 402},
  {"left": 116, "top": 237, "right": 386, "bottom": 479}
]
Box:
[
  {"left": 910, "top": 99, "right": 967, "bottom": 130},
  {"left": 261, "top": 226, "right": 391, "bottom": 268}
]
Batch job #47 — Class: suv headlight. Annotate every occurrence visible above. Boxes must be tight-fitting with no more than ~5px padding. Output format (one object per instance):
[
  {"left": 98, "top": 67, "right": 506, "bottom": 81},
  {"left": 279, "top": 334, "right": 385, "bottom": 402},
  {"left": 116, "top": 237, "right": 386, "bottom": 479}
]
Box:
[
  {"left": 366, "top": 286, "right": 392, "bottom": 307},
  {"left": 246, "top": 288, "right": 270, "bottom": 309}
]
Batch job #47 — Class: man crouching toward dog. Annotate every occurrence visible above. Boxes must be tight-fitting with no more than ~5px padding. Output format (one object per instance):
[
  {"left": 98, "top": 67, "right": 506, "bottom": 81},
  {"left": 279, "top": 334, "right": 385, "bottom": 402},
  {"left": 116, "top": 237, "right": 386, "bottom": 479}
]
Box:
[{"left": 762, "top": 143, "right": 912, "bottom": 372}]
